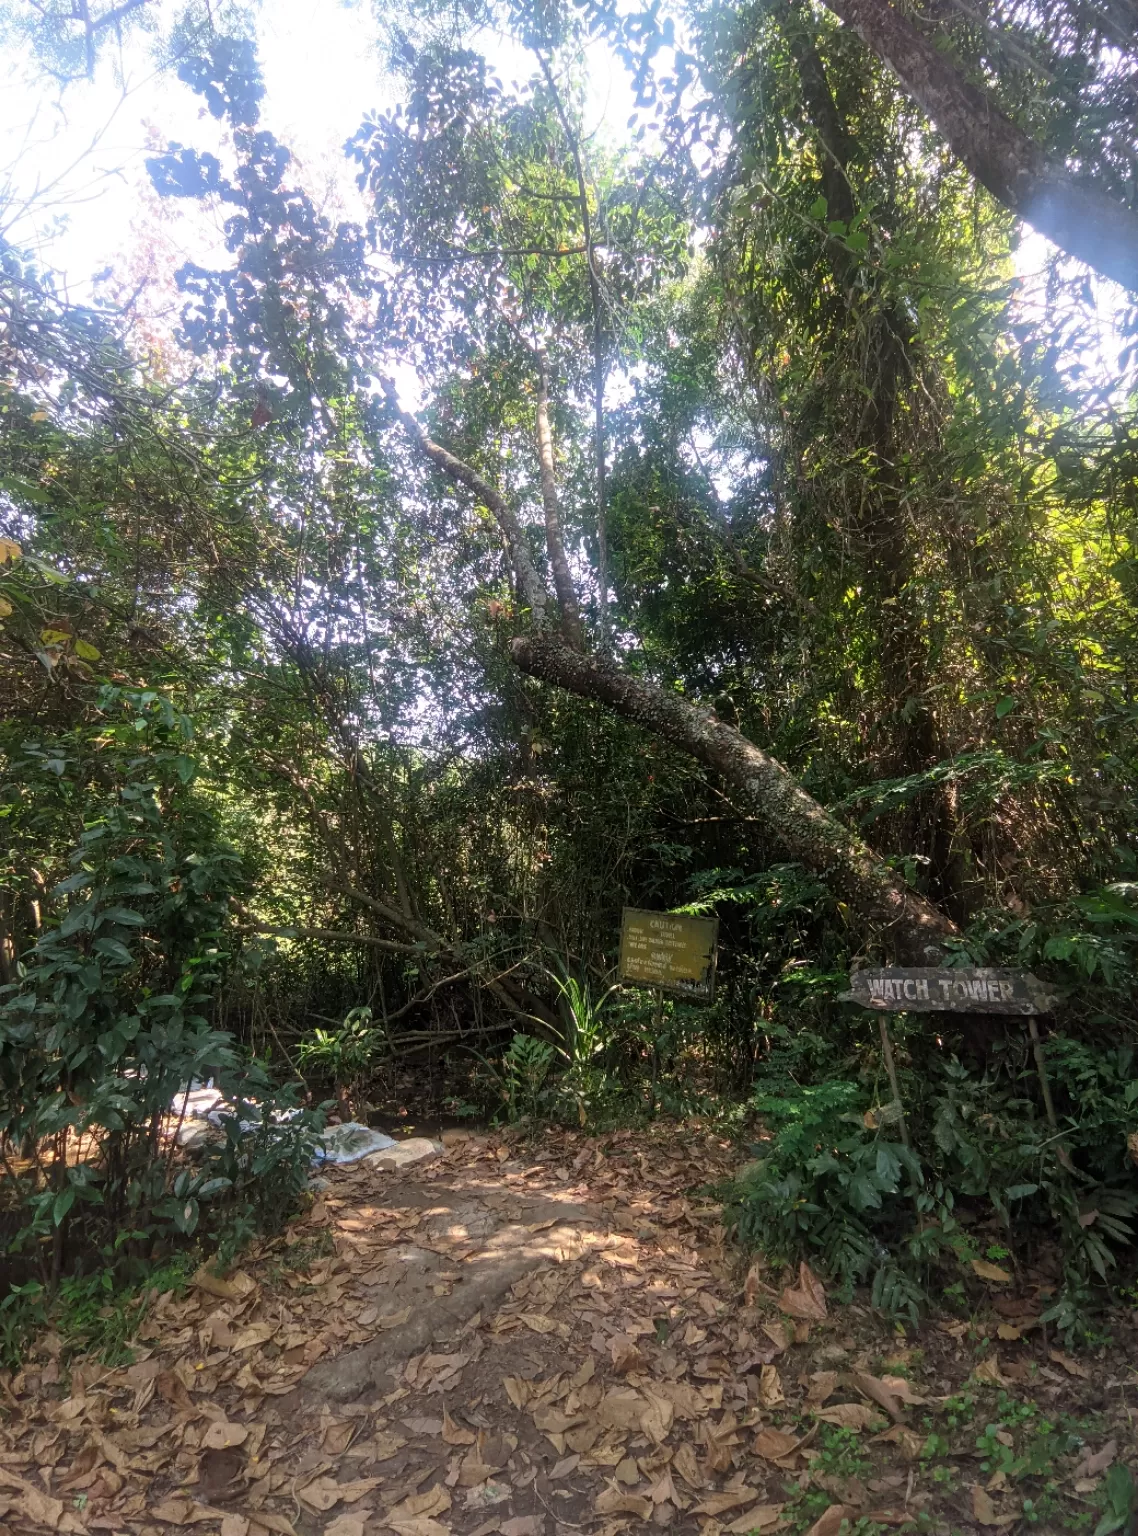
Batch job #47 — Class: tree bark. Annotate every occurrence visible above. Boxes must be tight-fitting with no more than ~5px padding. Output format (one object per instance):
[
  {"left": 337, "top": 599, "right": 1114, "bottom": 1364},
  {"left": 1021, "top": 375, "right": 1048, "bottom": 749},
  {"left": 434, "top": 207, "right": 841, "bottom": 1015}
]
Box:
[
  {"left": 511, "top": 633, "right": 957, "bottom": 960},
  {"left": 536, "top": 355, "right": 586, "bottom": 648},
  {"left": 819, "top": 0, "right": 1138, "bottom": 293},
  {"left": 770, "top": 0, "right": 855, "bottom": 229}
]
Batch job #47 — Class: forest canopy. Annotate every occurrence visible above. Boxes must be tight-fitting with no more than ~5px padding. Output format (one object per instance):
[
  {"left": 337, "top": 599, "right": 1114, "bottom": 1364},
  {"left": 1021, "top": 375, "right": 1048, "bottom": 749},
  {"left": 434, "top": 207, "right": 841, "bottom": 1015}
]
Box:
[{"left": 2, "top": 0, "right": 1138, "bottom": 1343}]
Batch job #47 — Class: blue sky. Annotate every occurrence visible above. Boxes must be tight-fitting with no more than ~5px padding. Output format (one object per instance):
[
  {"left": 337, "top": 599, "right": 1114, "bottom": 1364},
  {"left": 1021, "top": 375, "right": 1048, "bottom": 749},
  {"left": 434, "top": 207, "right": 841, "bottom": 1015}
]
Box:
[
  {"left": 0, "top": 0, "right": 1128, "bottom": 400},
  {"left": 0, "top": 0, "right": 634, "bottom": 304}
]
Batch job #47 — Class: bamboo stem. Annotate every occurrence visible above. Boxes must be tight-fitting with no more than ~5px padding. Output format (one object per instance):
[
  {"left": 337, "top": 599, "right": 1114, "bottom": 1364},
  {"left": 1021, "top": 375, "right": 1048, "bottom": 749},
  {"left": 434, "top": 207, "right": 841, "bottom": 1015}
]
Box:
[
  {"left": 877, "top": 1014, "right": 911, "bottom": 1149},
  {"left": 1027, "top": 1015, "right": 1058, "bottom": 1130}
]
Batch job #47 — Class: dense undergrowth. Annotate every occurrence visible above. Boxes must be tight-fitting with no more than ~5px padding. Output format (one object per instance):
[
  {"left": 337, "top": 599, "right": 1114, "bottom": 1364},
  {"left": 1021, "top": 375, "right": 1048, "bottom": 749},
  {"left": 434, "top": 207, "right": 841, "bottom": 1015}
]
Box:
[{"left": 0, "top": 686, "right": 324, "bottom": 1362}]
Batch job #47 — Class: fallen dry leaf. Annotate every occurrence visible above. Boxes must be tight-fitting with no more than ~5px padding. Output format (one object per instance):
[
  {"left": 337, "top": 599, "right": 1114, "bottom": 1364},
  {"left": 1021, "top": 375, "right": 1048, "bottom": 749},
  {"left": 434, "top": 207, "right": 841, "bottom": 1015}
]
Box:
[
  {"left": 247, "top": 1511, "right": 299, "bottom": 1536},
  {"left": 972, "top": 1354, "right": 1006, "bottom": 1386},
  {"left": 647, "top": 1468, "right": 680, "bottom": 1508},
  {"left": 693, "top": 1489, "right": 763, "bottom": 1517},
  {"left": 779, "top": 1262, "right": 827, "bottom": 1321},
  {"left": 501, "top": 1519, "right": 544, "bottom": 1536},
  {"left": 0, "top": 1469, "right": 65, "bottom": 1528},
  {"left": 971, "top": 1260, "right": 1013, "bottom": 1283},
  {"left": 297, "top": 1478, "right": 345, "bottom": 1513},
  {"left": 519, "top": 1312, "right": 559, "bottom": 1335},
  {"left": 231, "top": 1321, "right": 277, "bottom": 1351},
  {"left": 743, "top": 1261, "right": 764, "bottom": 1307},
  {"left": 192, "top": 1265, "right": 257, "bottom": 1301},
  {"left": 1049, "top": 1349, "right": 1091, "bottom": 1379},
  {"left": 598, "top": 1388, "right": 645, "bottom": 1432},
  {"left": 970, "top": 1484, "right": 1017, "bottom": 1527},
  {"left": 595, "top": 1487, "right": 653, "bottom": 1519},
  {"left": 672, "top": 1442, "right": 703, "bottom": 1489},
  {"left": 753, "top": 1428, "right": 800, "bottom": 1460},
  {"left": 610, "top": 1334, "right": 643, "bottom": 1375},
  {"left": 804, "top": 1504, "right": 857, "bottom": 1536},
  {"left": 847, "top": 1372, "right": 906, "bottom": 1421},
  {"left": 639, "top": 1387, "right": 675, "bottom": 1443},
  {"left": 1074, "top": 1440, "right": 1117, "bottom": 1479},
  {"left": 806, "top": 1371, "right": 838, "bottom": 1406},
  {"left": 726, "top": 1505, "right": 784, "bottom": 1533},
  {"left": 404, "top": 1415, "right": 445, "bottom": 1436},
  {"left": 879, "top": 1375, "right": 926, "bottom": 1406},
  {"left": 322, "top": 1420, "right": 358, "bottom": 1456},
  {"left": 443, "top": 1409, "right": 476, "bottom": 1446},
  {"left": 221, "top": 1518, "right": 250, "bottom": 1536},
  {"left": 391, "top": 1486, "right": 452, "bottom": 1522},
  {"left": 871, "top": 1424, "right": 925, "bottom": 1461},
  {"left": 202, "top": 1420, "right": 249, "bottom": 1450},
  {"left": 323, "top": 1519, "right": 367, "bottom": 1536},
  {"left": 150, "top": 1497, "right": 221, "bottom": 1525},
  {"left": 758, "top": 1363, "right": 785, "bottom": 1408},
  {"left": 388, "top": 1518, "right": 450, "bottom": 1536},
  {"left": 761, "top": 1320, "right": 791, "bottom": 1354},
  {"left": 813, "top": 1403, "right": 883, "bottom": 1432}
]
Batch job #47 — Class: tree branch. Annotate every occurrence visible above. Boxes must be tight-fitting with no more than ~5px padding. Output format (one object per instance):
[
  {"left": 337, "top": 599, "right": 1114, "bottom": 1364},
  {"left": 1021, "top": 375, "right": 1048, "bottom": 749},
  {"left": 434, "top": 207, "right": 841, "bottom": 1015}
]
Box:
[
  {"left": 819, "top": 0, "right": 1138, "bottom": 293},
  {"left": 381, "top": 378, "right": 550, "bottom": 630},
  {"left": 326, "top": 877, "right": 445, "bottom": 949},
  {"left": 510, "top": 632, "right": 957, "bottom": 961},
  {"left": 235, "top": 919, "right": 423, "bottom": 955},
  {"left": 535, "top": 50, "right": 611, "bottom": 641},
  {"left": 536, "top": 351, "right": 586, "bottom": 648}
]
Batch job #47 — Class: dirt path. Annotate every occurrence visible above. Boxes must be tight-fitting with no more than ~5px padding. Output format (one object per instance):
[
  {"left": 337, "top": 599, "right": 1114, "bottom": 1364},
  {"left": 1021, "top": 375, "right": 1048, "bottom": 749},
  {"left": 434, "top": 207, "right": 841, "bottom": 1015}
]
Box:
[{"left": 1, "top": 1126, "right": 1134, "bottom": 1536}]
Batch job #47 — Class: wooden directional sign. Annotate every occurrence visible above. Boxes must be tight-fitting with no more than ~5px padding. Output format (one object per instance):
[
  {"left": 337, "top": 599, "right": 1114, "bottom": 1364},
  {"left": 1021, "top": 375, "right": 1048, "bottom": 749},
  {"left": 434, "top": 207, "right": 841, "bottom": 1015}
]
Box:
[
  {"left": 619, "top": 908, "right": 719, "bottom": 1002},
  {"left": 847, "top": 967, "right": 1055, "bottom": 1015}
]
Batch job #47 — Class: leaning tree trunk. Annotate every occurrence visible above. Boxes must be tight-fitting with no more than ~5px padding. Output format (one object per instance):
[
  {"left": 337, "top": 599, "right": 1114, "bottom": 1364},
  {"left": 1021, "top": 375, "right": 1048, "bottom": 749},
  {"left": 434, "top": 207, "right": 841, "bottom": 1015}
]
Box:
[
  {"left": 385, "top": 376, "right": 958, "bottom": 963},
  {"left": 511, "top": 634, "right": 957, "bottom": 961},
  {"left": 819, "top": 0, "right": 1138, "bottom": 294}
]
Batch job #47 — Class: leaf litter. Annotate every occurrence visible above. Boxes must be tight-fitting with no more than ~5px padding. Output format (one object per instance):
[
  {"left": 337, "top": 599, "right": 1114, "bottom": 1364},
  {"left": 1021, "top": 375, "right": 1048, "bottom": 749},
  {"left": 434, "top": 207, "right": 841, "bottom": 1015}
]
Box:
[{"left": 0, "top": 1122, "right": 1132, "bottom": 1536}]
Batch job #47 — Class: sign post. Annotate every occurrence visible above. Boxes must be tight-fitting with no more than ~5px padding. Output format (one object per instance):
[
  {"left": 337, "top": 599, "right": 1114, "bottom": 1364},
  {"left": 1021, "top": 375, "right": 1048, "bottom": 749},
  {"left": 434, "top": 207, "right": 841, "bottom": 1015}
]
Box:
[
  {"left": 844, "top": 967, "right": 1054, "bottom": 1016},
  {"left": 619, "top": 908, "right": 719, "bottom": 1002},
  {"left": 620, "top": 908, "right": 718, "bottom": 1113},
  {"left": 844, "top": 965, "right": 1058, "bottom": 1134}
]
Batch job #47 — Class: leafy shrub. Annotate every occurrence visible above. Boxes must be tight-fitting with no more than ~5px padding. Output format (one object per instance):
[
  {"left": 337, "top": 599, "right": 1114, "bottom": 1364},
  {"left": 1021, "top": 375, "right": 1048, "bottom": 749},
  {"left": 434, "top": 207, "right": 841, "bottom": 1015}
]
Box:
[
  {"left": 726, "top": 1079, "right": 933, "bottom": 1320},
  {"left": 727, "top": 1026, "right": 1138, "bottom": 1334},
  {"left": 0, "top": 686, "right": 321, "bottom": 1303},
  {"left": 500, "top": 1032, "right": 558, "bottom": 1122},
  {"left": 297, "top": 1005, "right": 381, "bottom": 1114}
]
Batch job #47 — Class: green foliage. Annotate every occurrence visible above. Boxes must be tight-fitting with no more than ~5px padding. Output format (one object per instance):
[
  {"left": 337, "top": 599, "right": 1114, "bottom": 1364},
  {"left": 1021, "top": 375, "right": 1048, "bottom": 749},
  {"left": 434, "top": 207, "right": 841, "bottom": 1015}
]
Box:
[
  {"left": 1094, "top": 1464, "right": 1136, "bottom": 1536},
  {"left": 0, "top": 685, "right": 321, "bottom": 1305},
  {"left": 6, "top": 0, "right": 1138, "bottom": 1353},
  {"left": 0, "top": 1256, "right": 197, "bottom": 1370},
  {"left": 297, "top": 1007, "right": 381, "bottom": 1111},
  {"left": 727, "top": 1079, "right": 928, "bottom": 1318},
  {"left": 499, "top": 1032, "right": 558, "bottom": 1123},
  {"left": 728, "top": 1026, "right": 1138, "bottom": 1334}
]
